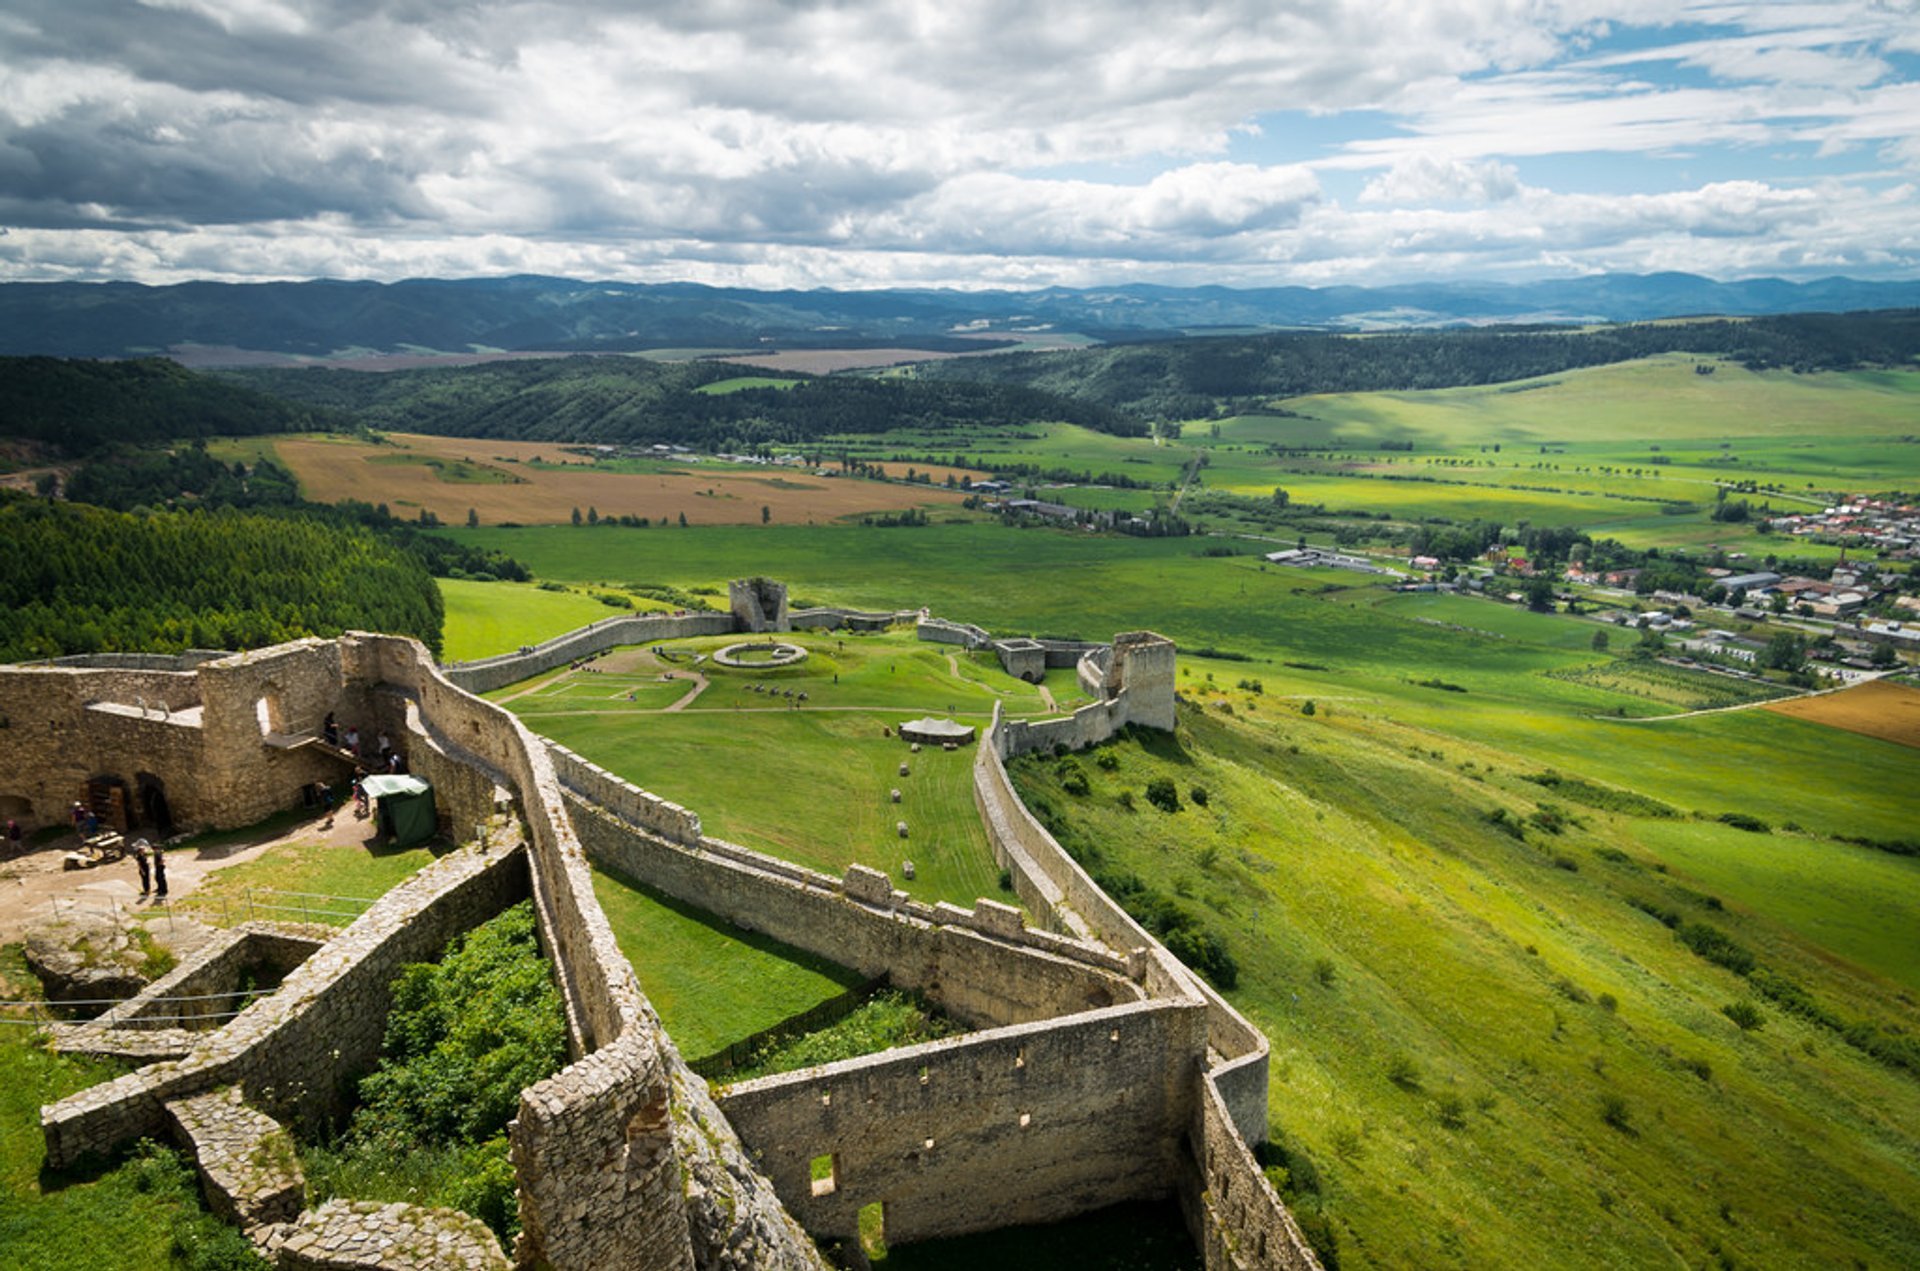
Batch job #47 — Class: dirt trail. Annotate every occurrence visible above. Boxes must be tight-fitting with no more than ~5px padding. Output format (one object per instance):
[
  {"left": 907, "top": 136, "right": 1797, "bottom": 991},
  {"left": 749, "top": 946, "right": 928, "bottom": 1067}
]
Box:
[
  {"left": 0, "top": 811, "right": 373, "bottom": 949},
  {"left": 661, "top": 672, "right": 710, "bottom": 712}
]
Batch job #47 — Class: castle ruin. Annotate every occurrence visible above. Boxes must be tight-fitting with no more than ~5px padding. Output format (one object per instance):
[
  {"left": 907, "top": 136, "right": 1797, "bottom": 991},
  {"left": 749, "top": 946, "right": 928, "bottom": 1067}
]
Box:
[{"left": 4, "top": 580, "right": 1320, "bottom": 1271}]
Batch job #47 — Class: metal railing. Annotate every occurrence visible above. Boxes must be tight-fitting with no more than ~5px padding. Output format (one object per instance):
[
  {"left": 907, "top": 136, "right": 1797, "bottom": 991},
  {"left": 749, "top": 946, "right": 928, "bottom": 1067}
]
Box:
[{"left": 175, "top": 887, "right": 379, "bottom": 927}]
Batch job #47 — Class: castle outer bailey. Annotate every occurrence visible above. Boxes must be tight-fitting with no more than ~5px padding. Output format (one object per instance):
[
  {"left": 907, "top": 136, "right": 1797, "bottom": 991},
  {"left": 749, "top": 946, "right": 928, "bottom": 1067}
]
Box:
[{"left": 7, "top": 581, "right": 1320, "bottom": 1271}]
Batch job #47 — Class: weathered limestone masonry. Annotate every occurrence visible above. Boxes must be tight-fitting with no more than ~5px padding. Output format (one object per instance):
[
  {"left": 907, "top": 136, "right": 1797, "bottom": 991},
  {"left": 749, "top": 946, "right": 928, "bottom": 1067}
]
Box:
[
  {"left": 345, "top": 633, "right": 825, "bottom": 1271},
  {"left": 995, "top": 630, "right": 1178, "bottom": 758},
  {"left": 17, "top": 590, "right": 1310, "bottom": 1268},
  {"left": 277, "top": 1200, "right": 512, "bottom": 1271},
  {"left": 442, "top": 610, "right": 737, "bottom": 695},
  {"left": 730, "top": 575, "right": 791, "bottom": 633},
  {"left": 40, "top": 836, "right": 530, "bottom": 1169},
  {"left": 790, "top": 605, "right": 921, "bottom": 631},
  {"left": 974, "top": 699, "right": 1321, "bottom": 1270},
  {"left": 562, "top": 767, "right": 1145, "bottom": 1030},
  {"left": 720, "top": 998, "right": 1206, "bottom": 1249},
  {"left": 0, "top": 639, "right": 386, "bottom": 834},
  {"left": 48, "top": 922, "right": 329, "bottom": 1062},
  {"left": 163, "top": 1084, "right": 304, "bottom": 1233}
]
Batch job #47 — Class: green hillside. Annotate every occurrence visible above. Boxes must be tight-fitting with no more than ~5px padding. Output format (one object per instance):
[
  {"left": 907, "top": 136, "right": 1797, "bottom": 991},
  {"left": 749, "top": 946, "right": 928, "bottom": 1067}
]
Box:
[
  {"left": 0, "top": 356, "right": 342, "bottom": 454},
  {"left": 441, "top": 520, "right": 1920, "bottom": 1267}
]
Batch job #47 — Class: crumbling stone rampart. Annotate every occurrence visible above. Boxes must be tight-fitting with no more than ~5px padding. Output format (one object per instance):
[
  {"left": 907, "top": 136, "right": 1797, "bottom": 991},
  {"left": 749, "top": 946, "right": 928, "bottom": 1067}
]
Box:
[
  {"left": 41, "top": 837, "right": 530, "bottom": 1170},
  {"left": 567, "top": 792, "right": 1139, "bottom": 1031},
  {"left": 163, "top": 1084, "right": 304, "bottom": 1233},
  {"left": 975, "top": 704, "right": 1320, "bottom": 1270},
  {"left": 718, "top": 996, "right": 1207, "bottom": 1249},
  {"left": 441, "top": 611, "right": 736, "bottom": 695},
  {"left": 277, "top": 1199, "right": 512, "bottom": 1271}
]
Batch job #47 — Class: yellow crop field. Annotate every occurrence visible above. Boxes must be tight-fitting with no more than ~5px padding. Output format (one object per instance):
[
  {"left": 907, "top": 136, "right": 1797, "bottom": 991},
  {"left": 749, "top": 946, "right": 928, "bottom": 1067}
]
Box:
[
  {"left": 1764, "top": 677, "right": 1920, "bottom": 749},
  {"left": 266, "top": 432, "right": 968, "bottom": 526}
]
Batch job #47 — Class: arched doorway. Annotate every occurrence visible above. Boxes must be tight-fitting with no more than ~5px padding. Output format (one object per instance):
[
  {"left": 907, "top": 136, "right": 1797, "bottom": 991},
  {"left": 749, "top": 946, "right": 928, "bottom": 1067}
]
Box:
[
  {"left": 85, "top": 775, "right": 132, "bottom": 835},
  {"left": 136, "top": 773, "right": 174, "bottom": 837}
]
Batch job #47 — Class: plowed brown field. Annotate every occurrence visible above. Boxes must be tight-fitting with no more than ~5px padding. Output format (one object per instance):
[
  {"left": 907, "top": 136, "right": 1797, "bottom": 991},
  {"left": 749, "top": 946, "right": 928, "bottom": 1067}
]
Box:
[
  {"left": 268, "top": 433, "right": 968, "bottom": 526},
  {"left": 1763, "top": 677, "right": 1920, "bottom": 749}
]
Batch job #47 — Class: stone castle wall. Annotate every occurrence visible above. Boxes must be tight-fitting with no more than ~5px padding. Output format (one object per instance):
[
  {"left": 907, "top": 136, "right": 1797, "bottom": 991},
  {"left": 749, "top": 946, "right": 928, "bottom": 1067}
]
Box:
[
  {"left": 567, "top": 792, "right": 1140, "bottom": 1031},
  {"left": 344, "top": 634, "right": 821, "bottom": 1271},
  {"left": 41, "top": 838, "right": 530, "bottom": 1169},
  {"left": 974, "top": 703, "right": 1320, "bottom": 1271},
  {"left": 550, "top": 742, "right": 704, "bottom": 845},
  {"left": 790, "top": 606, "right": 921, "bottom": 632},
  {"left": 717, "top": 996, "right": 1207, "bottom": 1249},
  {"left": 20, "top": 592, "right": 1313, "bottom": 1269},
  {"left": 442, "top": 611, "right": 737, "bottom": 695}
]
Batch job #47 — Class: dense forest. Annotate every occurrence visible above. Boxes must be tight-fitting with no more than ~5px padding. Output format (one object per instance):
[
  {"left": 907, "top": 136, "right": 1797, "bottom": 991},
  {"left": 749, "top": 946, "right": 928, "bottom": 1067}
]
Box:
[
  {"left": 916, "top": 310, "right": 1920, "bottom": 418},
  {"left": 227, "top": 356, "right": 1139, "bottom": 442},
  {"left": 0, "top": 497, "right": 444, "bottom": 660},
  {"left": 0, "top": 357, "right": 343, "bottom": 454}
]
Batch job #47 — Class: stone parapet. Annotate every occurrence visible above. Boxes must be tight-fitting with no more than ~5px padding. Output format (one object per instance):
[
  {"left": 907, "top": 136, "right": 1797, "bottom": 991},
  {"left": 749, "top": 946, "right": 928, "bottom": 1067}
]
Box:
[
  {"left": 567, "top": 788, "right": 1138, "bottom": 1031},
  {"left": 549, "top": 742, "right": 703, "bottom": 845},
  {"left": 440, "top": 611, "right": 736, "bottom": 695}
]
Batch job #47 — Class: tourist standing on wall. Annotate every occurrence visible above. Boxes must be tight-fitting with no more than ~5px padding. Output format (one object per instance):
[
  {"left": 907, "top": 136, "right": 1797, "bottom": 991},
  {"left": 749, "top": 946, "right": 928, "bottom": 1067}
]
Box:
[{"left": 151, "top": 844, "right": 168, "bottom": 899}]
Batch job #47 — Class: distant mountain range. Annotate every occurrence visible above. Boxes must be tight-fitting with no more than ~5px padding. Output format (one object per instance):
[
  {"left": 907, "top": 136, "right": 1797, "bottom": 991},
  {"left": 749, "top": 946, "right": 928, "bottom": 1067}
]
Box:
[{"left": 4, "top": 273, "right": 1920, "bottom": 363}]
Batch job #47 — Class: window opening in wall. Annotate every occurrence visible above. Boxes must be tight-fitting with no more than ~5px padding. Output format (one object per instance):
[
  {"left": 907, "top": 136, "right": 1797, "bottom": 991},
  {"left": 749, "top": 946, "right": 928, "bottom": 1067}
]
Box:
[
  {"left": 918, "top": 1065, "right": 929, "bottom": 1086},
  {"left": 1110, "top": 1028, "right": 1121, "bottom": 1042},
  {"left": 810, "top": 1153, "right": 838, "bottom": 1197},
  {"left": 821, "top": 1091, "right": 832, "bottom": 1108},
  {"left": 858, "top": 1202, "right": 888, "bottom": 1262},
  {"left": 923, "top": 1137, "right": 935, "bottom": 1151},
  {"left": 254, "top": 688, "right": 285, "bottom": 738},
  {"left": 1019, "top": 1112, "right": 1031, "bottom": 1128},
  {"left": 1014, "top": 1046, "right": 1027, "bottom": 1069}
]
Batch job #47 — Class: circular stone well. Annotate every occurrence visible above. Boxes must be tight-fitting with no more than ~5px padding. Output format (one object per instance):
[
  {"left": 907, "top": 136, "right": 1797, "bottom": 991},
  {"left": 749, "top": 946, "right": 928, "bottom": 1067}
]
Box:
[{"left": 712, "top": 641, "right": 810, "bottom": 670}]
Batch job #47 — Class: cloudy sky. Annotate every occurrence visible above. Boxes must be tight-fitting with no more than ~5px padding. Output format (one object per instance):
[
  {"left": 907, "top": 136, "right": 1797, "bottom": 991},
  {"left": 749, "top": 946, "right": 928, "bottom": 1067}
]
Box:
[{"left": 2, "top": 0, "right": 1917, "bottom": 288}]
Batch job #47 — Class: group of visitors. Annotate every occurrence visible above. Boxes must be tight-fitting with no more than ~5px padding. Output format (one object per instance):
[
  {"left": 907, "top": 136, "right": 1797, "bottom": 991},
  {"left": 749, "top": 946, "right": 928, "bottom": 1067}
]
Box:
[
  {"left": 324, "top": 712, "right": 405, "bottom": 773},
  {"left": 130, "top": 838, "right": 168, "bottom": 899}
]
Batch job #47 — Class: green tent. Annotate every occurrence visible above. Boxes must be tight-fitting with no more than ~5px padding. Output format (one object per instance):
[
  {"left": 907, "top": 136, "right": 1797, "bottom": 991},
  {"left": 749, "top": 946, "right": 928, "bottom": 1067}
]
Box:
[{"left": 361, "top": 774, "right": 437, "bottom": 848}]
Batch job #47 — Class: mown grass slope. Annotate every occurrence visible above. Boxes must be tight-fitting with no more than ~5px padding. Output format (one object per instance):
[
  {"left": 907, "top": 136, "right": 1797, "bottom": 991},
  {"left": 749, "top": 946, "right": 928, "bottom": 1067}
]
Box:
[{"left": 1011, "top": 702, "right": 1920, "bottom": 1271}]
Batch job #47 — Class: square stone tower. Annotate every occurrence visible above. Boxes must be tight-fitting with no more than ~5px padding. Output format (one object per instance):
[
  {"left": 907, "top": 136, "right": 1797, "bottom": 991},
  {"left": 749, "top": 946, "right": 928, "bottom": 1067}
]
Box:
[
  {"left": 729, "top": 578, "right": 790, "bottom": 633},
  {"left": 1107, "top": 631, "right": 1177, "bottom": 731}
]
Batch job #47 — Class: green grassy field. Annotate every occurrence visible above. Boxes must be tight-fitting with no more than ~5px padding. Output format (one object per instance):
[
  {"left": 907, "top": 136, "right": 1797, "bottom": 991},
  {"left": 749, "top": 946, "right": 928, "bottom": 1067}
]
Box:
[
  {"left": 1010, "top": 703, "right": 1920, "bottom": 1271},
  {"left": 0, "top": 950, "right": 267, "bottom": 1269},
  {"left": 491, "top": 630, "right": 1048, "bottom": 908},
  {"left": 694, "top": 375, "right": 800, "bottom": 395},
  {"left": 439, "top": 579, "right": 648, "bottom": 662},
  {"left": 1279, "top": 356, "right": 1920, "bottom": 446},
  {"left": 591, "top": 868, "right": 862, "bottom": 1060},
  {"left": 181, "top": 831, "right": 445, "bottom": 926},
  {"left": 434, "top": 502, "right": 1920, "bottom": 1269}
]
